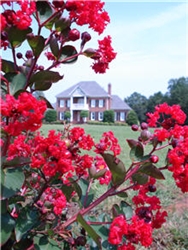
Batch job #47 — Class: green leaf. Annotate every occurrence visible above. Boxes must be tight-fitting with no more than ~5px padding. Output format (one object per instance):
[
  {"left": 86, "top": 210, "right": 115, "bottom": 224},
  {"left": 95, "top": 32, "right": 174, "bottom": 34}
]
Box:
[
  {"left": 38, "top": 96, "right": 55, "bottom": 109},
  {"left": 10, "top": 73, "right": 26, "bottom": 96},
  {"left": 34, "top": 235, "right": 62, "bottom": 250},
  {"left": 112, "top": 202, "right": 133, "bottom": 220},
  {"left": 29, "top": 70, "right": 63, "bottom": 84},
  {"left": 1, "top": 199, "right": 8, "bottom": 214},
  {"left": 3, "top": 72, "right": 26, "bottom": 95},
  {"left": 126, "top": 139, "right": 141, "bottom": 149},
  {"left": 55, "top": 17, "right": 71, "bottom": 32},
  {"left": 83, "top": 48, "right": 98, "bottom": 58},
  {"left": 44, "top": 12, "right": 62, "bottom": 30},
  {"left": 61, "top": 184, "right": 74, "bottom": 201},
  {"left": 27, "top": 35, "right": 45, "bottom": 57},
  {"left": 0, "top": 213, "right": 15, "bottom": 245},
  {"left": 77, "top": 213, "right": 102, "bottom": 249},
  {"left": 102, "top": 153, "right": 126, "bottom": 186},
  {"left": 69, "top": 178, "right": 82, "bottom": 200},
  {"left": 34, "top": 81, "right": 52, "bottom": 91},
  {"left": 2, "top": 59, "right": 15, "bottom": 73},
  {"left": 1, "top": 167, "right": 25, "bottom": 199},
  {"left": 11, "top": 238, "right": 34, "bottom": 250},
  {"left": 117, "top": 191, "right": 128, "bottom": 198},
  {"left": 36, "top": 1, "right": 53, "bottom": 24},
  {"left": 139, "top": 162, "right": 165, "bottom": 180},
  {"left": 78, "top": 178, "right": 94, "bottom": 208},
  {"left": 15, "top": 208, "right": 39, "bottom": 242},
  {"left": 132, "top": 171, "right": 149, "bottom": 185},
  {"left": 112, "top": 204, "right": 120, "bottom": 218},
  {"left": 130, "top": 143, "right": 144, "bottom": 162},
  {"left": 50, "top": 37, "right": 59, "bottom": 58},
  {"left": 7, "top": 26, "right": 32, "bottom": 48},
  {"left": 120, "top": 201, "right": 133, "bottom": 219},
  {"left": 60, "top": 45, "right": 78, "bottom": 64}
]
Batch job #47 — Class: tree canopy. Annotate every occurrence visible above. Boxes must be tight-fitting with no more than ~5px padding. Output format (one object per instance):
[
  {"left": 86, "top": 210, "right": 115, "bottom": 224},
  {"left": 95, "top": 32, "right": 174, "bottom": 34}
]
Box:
[{"left": 124, "top": 77, "right": 188, "bottom": 124}]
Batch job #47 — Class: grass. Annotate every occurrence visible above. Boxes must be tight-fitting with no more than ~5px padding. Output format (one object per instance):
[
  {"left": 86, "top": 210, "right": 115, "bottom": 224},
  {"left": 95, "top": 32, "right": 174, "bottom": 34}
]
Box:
[{"left": 41, "top": 123, "right": 188, "bottom": 249}]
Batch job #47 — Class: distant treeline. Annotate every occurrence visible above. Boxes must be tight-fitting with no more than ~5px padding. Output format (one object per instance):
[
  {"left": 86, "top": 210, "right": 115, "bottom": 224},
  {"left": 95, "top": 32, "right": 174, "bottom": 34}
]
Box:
[{"left": 124, "top": 77, "right": 188, "bottom": 124}]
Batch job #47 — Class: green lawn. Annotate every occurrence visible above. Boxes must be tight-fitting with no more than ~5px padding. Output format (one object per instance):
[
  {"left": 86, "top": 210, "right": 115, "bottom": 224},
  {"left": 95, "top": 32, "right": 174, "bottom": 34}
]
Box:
[{"left": 41, "top": 123, "right": 188, "bottom": 249}]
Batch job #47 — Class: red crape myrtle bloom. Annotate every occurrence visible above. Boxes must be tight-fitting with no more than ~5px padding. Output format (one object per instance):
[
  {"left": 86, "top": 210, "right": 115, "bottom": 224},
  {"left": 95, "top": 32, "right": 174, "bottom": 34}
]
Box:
[
  {"left": 1, "top": 92, "right": 47, "bottom": 136},
  {"left": 66, "top": 0, "right": 110, "bottom": 34},
  {"left": 1, "top": 1, "right": 36, "bottom": 30},
  {"left": 93, "top": 156, "right": 112, "bottom": 185},
  {"left": 43, "top": 187, "right": 67, "bottom": 215},
  {"left": 132, "top": 177, "right": 168, "bottom": 229},
  {"left": 92, "top": 36, "right": 117, "bottom": 73},
  {"left": 147, "top": 103, "right": 188, "bottom": 192},
  {"left": 95, "top": 131, "right": 121, "bottom": 156},
  {"left": 168, "top": 125, "right": 188, "bottom": 192},
  {"left": 108, "top": 214, "right": 153, "bottom": 249}
]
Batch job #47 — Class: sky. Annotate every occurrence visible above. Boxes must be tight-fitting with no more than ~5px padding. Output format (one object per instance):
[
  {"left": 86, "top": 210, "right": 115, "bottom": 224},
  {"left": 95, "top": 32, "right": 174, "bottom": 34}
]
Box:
[{"left": 2, "top": 1, "right": 188, "bottom": 104}]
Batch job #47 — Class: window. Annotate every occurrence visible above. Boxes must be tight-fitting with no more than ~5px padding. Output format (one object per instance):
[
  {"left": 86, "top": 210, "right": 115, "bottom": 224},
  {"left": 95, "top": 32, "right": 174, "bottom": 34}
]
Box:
[
  {"left": 59, "top": 100, "right": 64, "bottom": 107},
  {"left": 91, "top": 99, "right": 96, "bottom": 107},
  {"left": 98, "top": 112, "right": 103, "bottom": 121},
  {"left": 99, "top": 99, "right": 104, "bottom": 108},
  {"left": 120, "top": 112, "right": 125, "bottom": 121},
  {"left": 59, "top": 112, "right": 64, "bottom": 120},
  {"left": 66, "top": 100, "right": 70, "bottom": 107},
  {"left": 90, "top": 112, "right": 95, "bottom": 121}
]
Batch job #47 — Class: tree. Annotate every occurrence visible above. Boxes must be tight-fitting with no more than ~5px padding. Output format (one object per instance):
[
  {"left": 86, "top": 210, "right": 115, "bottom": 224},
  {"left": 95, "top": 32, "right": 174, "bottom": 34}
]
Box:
[
  {"left": 45, "top": 109, "right": 57, "bottom": 122},
  {"left": 167, "top": 77, "right": 188, "bottom": 124},
  {"left": 64, "top": 111, "right": 71, "bottom": 122},
  {"left": 103, "top": 110, "right": 114, "bottom": 123},
  {"left": 124, "top": 92, "right": 148, "bottom": 123},
  {"left": 126, "top": 110, "right": 139, "bottom": 125},
  {"left": 80, "top": 110, "right": 89, "bottom": 123},
  {"left": 147, "top": 91, "right": 168, "bottom": 113}
]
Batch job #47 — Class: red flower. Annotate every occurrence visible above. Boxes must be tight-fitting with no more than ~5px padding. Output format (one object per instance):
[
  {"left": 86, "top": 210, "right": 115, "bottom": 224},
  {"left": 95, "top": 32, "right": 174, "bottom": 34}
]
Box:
[
  {"left": 95, "top": 131, "right": 121, "bottom": 156},
  {"left": 44, "top": 187, "right": 67, "bottom": 215},
  {"left": 92, "top": 36, "right": 117, "bottom": 73},
  {"left": 12, "top": 10, "right": 32, "bottom": 30},
  {"left": 108, "top": 215, "right": 153, "bottom": 248},
  {"left": 1, "top": 93, "right": 46, "bottom": 136},
  {"left": 0, "top": 14, "right": 7, "bottom": 30},
  {"left": 108, "top": 215, "right": 128, "bottom": 245},
  {"left": 67, "top": 0, "right": 110, "bottom": 34}
]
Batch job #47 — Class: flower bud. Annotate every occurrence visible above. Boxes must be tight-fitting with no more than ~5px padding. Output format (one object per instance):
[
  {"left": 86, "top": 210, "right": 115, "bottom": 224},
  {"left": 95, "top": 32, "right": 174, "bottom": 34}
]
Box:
[
  {"left": 16, "top": 52, "right": 23, "bottom": 59},
  {"left": 140, "top": 130, "right": 151, "bottom": 141},
  {"left": 141, "top": 122, "right": 148, "bottom": 130},
  {"left": 148, "top": 184, "right": 157, "bottom": 192},
  {"left": 131, "top": 124, "right": 139, "bottom": 131},
  {"left": 75, "top": 236, "right": 87, "bottom": 246},
  {"left": 81, "top": 32, "right": 91, "bottom": 43},
  {"left": 25, "top": 50, "right": 33, "bottom": 59},
  {"left": 68, "top": 28, "right": 80, "bottom": 41},
  {"left": 52, "top": 0, "right": 65, "bottom": 8},
  {"left": 150, "top": 155, "right": 159, "bottom": 163},
  {"left": 89, "top": 164, "right": 97, "bottom": 177}
]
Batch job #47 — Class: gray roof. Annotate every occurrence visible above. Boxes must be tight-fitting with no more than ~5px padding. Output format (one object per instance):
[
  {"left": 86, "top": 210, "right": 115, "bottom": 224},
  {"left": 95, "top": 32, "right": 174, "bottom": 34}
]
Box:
[
  {"left": 56, "top": 81, "right": 109, "bottom": 98},
  {"left": 111, "top": 95, "right": 131, "bottom": 110}
]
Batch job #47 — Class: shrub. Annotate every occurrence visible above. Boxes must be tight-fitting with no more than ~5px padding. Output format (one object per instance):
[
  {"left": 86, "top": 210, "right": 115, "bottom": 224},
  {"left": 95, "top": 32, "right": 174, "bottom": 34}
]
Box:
[
  {"left": 45, "top": 109, "right": 57, "bottom": 123},
  {"left": 103, "top": 110, "right": 115, "bottom": 123},
  {"left": 126, "top": 110, "right": 139, "bottom": 125}
]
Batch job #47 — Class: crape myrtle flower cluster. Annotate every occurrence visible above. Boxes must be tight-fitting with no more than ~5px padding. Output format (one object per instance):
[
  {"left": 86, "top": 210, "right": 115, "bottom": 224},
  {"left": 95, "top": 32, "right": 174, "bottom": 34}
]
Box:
[
  {"left": 0, "top": 0, "right": 116, "bottom": 74},
  {"left": 147, "top": 103, "right": 188, "bottom": 192}
]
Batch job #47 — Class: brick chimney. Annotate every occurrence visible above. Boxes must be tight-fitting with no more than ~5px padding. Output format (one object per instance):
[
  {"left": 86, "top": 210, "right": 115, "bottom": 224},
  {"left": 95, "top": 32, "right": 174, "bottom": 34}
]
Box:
[
  {"left": 108, "top": 83, "right": 111, "bottom": 96},
  {"left": 108, "top": 83, "right": 112, "bottom": 109}
]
